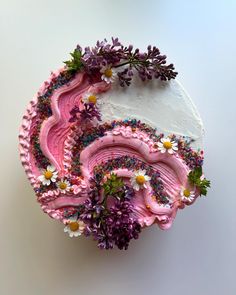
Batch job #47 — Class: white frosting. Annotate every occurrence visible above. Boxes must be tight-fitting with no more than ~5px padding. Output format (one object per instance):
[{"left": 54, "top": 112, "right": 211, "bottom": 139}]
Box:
[{"left": 99, "top": 76, "right": 204, "bottom": 149}]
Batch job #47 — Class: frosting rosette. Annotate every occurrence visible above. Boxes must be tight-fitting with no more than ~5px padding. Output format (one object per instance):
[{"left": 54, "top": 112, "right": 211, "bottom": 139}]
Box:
[{"left": 19, "top": 38, "right": 210, "bottom": 250}]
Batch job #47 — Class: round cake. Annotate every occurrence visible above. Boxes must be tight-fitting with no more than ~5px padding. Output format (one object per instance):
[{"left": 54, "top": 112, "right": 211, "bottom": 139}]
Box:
[{"left": 19, "top": 38, "right": 210, "bottom": 250}]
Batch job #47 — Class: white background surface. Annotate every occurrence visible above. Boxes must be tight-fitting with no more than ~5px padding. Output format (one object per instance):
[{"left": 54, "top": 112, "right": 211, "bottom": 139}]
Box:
[{"left": 0, "top": 1, "right": 235, "bottom": 294}]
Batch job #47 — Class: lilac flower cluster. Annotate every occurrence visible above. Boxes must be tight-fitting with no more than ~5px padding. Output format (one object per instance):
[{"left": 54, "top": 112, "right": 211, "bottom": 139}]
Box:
[
  {"left": 104, "top": 200, "right": 141, "bottom": 250},
  {"left": 65, "top": 37, "right": 178, "bottom": 87},
  {"left": 83, "top": 38, "right": 124, "bottom": 72},
  {"left": 69, "top": 103, "right": 101, "bottom": 123},
  {"left": 80, "top": 183, "right": 141, "bottom": 250}
]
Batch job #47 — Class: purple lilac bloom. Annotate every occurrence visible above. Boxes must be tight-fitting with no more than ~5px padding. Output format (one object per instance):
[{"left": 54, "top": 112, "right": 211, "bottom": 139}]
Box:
[
  {"left": 69, "top": 103, "right": 101, "bottom": 123},
  {"left": 80, "top": 183, "right": 141, "bottom": 250},
  {"left": 66, "top": 37, "right": 177, "bottom": 87},
  {"left": 105, "top": 200, "right": 141, "bottom": 250}
]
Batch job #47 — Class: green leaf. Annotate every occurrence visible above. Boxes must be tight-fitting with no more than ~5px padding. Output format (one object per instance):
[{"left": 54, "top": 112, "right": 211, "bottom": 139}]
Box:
[
  {"left": 188, "top": 167, "right": 202, "bottom": 183},
  {"left": 102, "top": 173, "right": 124, "bottom": 198},
  {"left": 64, "top": 49, "right": 84, "bottom": 74},
  {"left": 188, "top": 167, "right": 211, "bottom": 196}
]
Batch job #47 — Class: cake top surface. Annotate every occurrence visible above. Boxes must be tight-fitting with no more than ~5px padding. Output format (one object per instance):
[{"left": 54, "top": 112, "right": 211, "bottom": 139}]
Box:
[{"left": 19, "top": 38, "right": 210, "bottom": 250}]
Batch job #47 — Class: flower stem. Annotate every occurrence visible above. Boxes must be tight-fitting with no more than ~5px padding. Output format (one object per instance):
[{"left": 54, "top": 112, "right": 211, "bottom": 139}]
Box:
[
  {"left": 114, "top": 59, "right": 149, "bottom": 68},
  {"left": 114, "top": 61, "right": 131, "bottom": 68}
]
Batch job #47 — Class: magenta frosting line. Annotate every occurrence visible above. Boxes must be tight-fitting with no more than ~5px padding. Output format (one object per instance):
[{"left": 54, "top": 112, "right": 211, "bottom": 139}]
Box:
[
  {"left": 39, "top": 72, "right": 86, "bottom": 171},
  {"left": 79, "top": 133, "right": 190, "bottom": 185},
  {"left": 19, "top": 68, "right": 64, "bottom": 187},
  {"left": 39, "top": 73, "right": 111, "bottom": 174},
  {"left": 47, "top": 196, "right": 87, "bottom": 210}
]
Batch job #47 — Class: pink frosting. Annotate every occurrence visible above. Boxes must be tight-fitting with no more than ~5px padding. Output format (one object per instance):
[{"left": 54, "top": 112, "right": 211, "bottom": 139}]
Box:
[
  {"left": 39, "top": 72, "right": 110, "bottom": 174},
  {"left": 19, "top": 68, "right": 65, "bottom": 187},
  {"left": 78, "top": 133, "right": 189, "bottom": 229},
  {"left": 19, "top": 69, "right": 198, "bottom": 227}
]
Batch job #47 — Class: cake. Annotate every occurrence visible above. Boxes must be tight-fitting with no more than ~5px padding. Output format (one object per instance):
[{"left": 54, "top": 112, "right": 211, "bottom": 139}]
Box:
[{"left": 19, "top": 38, "right": 210, "bottom": 250}]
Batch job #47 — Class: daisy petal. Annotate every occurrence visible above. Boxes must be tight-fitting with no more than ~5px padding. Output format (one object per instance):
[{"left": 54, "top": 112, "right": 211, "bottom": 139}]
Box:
[
  {"left": 38, "top": 175, "right": 44, "bottom": 182},
  {"left": 43, "top": 179, "right": 50, "bottom": 186},
  {"left": 134, "top": 184, "right": 140, "bottom": 191},
  {"left": 138, "top": 170, "right": 146, "bottom": 176},
  {"left": 145, "top": 175, "right": 151, "bottom": 181},
  {"left": 47, "top": 165, "right": 55, "bottom": 172}
]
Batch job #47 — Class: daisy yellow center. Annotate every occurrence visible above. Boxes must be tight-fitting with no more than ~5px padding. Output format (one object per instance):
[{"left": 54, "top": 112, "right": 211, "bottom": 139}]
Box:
[
  {"left": 183, "top": 189, "right": 191, "bottom": 197},
  {"left": 88, "top": 95, "right": 97, "bottom": 104},
  {"left": 163, "top": 141, "right": 172, "bottom": 149},
  {"left": 104, "top": 68, "right": 113, "bottom": 78},
  {"left": 44, "top": 170, "right": 53, "bottom": 179},
  {"left": 59, "top": 182, "right": 67, "bottom": 190},
  {"left": 136, "top": 175, "right": 146, "bottom": 185},
  {"left": 69, "top": 221, "right": 79, "bottom": 232}
]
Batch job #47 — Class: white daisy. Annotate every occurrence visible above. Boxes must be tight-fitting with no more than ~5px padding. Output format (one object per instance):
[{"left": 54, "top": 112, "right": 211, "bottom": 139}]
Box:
[
  {"left": 82, "top": 92, "right": 101, "bottom": 106},
  {"left": 64, "top": 217, "right": 86, "bottom": 238},
  {"left": 38, "top": 165, "right": 58, "bottom": 186},
  {"left": 56, "top": 179, "right": 71, "bottom": 194},
  {"left": 100, "top": 64, "right": 116, "bottom": 84},
  {"left": 180, "top": 187, "right": 195, "bottom": 203},
  {"left": 157, "top": 137, "right": 178, "bottom": 154},
  {"left": 130, "top": 169, "right": 151, "bottom": 191}
]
